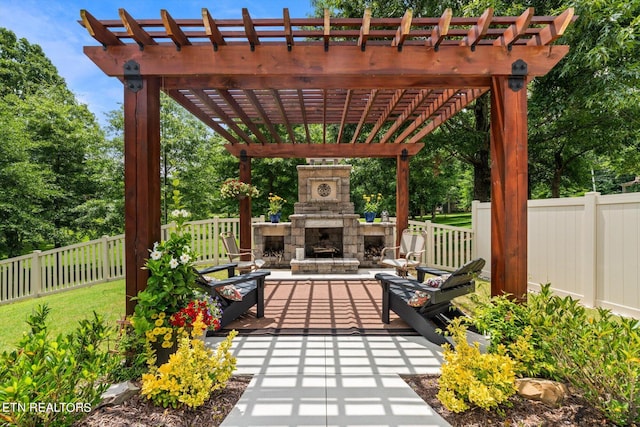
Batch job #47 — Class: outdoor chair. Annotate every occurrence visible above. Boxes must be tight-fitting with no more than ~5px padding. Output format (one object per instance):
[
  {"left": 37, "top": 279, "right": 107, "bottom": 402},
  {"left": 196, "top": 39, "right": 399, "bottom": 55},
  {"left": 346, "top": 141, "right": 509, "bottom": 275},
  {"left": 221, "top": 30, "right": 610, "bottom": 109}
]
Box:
[
  {"left": 220, "top": 231, "right": 266, "bottom": 273},
  {"left": 375, "top": 258, "right": 485, "bottom": 345},
  {"left": 196, "top": 263, "right": 270, "bottom": 333},
  {"left": 379, "top": 229, "right": 427, "bottom": 277}
]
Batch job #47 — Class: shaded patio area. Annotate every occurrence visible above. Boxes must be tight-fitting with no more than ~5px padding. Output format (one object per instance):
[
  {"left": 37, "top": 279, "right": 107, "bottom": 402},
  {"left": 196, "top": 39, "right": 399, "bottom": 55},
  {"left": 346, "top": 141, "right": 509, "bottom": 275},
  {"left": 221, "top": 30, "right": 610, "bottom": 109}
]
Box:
[{"left": 219, "top": 278, "right": 415, "bottom": 335}]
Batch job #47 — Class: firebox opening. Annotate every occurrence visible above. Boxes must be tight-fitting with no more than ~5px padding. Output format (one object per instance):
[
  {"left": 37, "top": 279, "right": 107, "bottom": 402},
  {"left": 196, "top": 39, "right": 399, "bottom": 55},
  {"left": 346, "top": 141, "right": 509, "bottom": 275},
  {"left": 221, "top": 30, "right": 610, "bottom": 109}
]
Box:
[
  {"left": 305, "top": 227, "right": 343, "bottom": 258},
  {"left": 364, "top": 236, "right": 385, "bottom": 261},
  {"left": 263, "top": 236, "right": 284, "bottom": 259}
]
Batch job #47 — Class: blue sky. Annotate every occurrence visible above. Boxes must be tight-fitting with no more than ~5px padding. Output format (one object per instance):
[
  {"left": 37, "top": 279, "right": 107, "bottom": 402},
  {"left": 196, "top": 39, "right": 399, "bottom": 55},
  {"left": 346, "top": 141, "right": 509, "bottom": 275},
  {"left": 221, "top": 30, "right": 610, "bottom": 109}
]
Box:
[{"left": 0, "top": 0, "right": 315, "bottom": 125}]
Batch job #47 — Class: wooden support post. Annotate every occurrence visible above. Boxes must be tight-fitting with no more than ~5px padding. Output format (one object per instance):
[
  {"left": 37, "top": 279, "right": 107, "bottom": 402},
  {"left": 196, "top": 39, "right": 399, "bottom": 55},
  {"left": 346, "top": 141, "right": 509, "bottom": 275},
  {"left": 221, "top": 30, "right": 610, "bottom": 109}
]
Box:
[
  {"left": 396, "top": 149, "right": 410, "bottom": 247},
  {"left": 239, "top": 151, "right": 252, "bottom": 259},
  {"left": 490, "top": 73, "right": 528, "bottom": 300},
  {"left": 124, "top": 74, "right": 161, "bottom": 315}
]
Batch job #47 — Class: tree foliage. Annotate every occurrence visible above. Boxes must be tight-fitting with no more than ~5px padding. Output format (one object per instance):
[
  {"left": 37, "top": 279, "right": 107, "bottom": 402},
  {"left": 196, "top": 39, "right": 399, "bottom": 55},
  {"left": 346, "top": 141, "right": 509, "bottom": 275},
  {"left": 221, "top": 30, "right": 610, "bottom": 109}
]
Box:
[{"left": 0, "top": 28, "right": 107, "bottom": 257}]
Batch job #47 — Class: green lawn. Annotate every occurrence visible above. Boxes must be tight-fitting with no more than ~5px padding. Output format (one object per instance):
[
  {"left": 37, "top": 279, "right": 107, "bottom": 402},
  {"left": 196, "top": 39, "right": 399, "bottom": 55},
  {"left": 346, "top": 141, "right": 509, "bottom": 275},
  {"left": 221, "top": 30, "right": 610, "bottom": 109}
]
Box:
[
  {"left": 0, "top": 268, "right": 233, "bottom": 353},
  {"left": 429, "top": 212, "right": 472, "bottom": 228},
  {"left": 0, "top": 280, "right": 126, "bottom": 353}
]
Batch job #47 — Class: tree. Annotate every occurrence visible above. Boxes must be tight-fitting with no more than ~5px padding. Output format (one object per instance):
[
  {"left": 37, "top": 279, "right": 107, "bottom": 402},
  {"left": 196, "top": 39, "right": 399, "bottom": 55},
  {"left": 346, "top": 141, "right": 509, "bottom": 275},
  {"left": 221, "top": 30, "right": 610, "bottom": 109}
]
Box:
[{"left": 0, "top": 28, "right": 109, "bottom": 255}]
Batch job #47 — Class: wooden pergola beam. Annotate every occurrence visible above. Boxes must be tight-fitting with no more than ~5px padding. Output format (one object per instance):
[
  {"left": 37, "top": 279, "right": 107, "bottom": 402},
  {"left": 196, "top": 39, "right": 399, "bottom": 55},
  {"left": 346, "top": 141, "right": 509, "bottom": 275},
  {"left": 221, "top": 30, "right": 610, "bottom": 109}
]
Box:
[
  {"left": 225, "top": 142, "right": 424, "bottom": 158},
  {"left": 123, "top": 76, "right": 161, "bottom": 315},
  {"left": 83, "top": 45, "right": 570, "bottom": 83},
  {"left": 490, "top": 75, "right": 528, "bottom": 299}
]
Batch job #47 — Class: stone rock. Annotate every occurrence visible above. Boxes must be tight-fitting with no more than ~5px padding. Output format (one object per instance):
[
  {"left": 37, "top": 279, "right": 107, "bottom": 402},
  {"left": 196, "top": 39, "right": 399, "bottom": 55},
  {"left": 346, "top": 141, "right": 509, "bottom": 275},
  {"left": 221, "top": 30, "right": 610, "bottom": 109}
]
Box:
[
  {"left": 515, "top": 378, "right": 569, "bottom": 406},
  {"left": 98, "top": 381, "right": 140, "bottom": 407}
]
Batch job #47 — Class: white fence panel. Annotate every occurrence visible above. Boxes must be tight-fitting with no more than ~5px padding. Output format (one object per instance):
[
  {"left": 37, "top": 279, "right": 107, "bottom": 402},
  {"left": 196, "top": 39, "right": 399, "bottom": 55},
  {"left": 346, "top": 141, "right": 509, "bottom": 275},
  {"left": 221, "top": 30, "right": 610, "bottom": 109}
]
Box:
[
  {"left": 473, "top": 192, "right": 640, "bottom": 318},
  {"left": 0, "top": 216, "right": 251, "bottom": 305},
  {"left": 596, "top": 194, "right": 640, "bottom": 317}
]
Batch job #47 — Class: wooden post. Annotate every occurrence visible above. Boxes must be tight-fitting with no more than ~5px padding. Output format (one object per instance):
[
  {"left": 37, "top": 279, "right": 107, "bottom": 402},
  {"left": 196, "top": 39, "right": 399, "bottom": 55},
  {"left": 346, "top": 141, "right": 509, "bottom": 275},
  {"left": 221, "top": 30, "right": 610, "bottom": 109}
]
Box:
[
  {"left": 239, "top": 151, "right": 252, "bottom": 258},
  {"left": 124, "top": 74, "right": 161, "bottom": 315},
  {"left": 490, "top": 73, "right": 528, "bottom": 300},
  {"left": 396, "top": 149, "right": 410, "bottom": 247}
]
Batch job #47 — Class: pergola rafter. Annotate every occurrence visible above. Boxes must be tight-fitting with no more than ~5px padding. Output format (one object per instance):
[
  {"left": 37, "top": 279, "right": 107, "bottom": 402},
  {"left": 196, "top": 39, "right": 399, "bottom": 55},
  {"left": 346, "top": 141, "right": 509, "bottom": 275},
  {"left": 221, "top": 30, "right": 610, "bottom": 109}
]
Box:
[{"left": 80, "top": 6, "right": 575, "bottom": 314}]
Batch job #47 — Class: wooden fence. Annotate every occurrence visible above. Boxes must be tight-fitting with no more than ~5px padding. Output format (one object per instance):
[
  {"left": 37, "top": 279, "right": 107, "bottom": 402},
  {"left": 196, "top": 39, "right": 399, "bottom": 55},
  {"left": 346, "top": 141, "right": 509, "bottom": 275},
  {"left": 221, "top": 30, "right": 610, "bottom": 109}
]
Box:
[{"left": 1, "top": 216, "right": 473, "bottom": 305}]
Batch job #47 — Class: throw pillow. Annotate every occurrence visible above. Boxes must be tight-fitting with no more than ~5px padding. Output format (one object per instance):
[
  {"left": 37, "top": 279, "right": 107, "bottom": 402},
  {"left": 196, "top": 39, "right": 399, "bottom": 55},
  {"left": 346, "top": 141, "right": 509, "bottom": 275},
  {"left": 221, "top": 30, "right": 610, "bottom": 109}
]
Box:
[
  {"left": 424, "top": 274, "right": 451, "bottom": 288},
  {"left": 217, "top": 284, "right": 243, "bottom": 301},
  {"left": 408, "top": 290, "right": 430, "bottom": 307}
]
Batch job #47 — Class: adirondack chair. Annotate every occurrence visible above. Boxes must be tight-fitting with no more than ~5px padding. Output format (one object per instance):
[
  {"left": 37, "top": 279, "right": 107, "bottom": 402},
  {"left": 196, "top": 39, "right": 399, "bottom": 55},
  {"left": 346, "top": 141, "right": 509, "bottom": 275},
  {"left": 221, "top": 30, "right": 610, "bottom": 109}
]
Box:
[
  {"left": 196, "top": 263, "right": 270, "bottom": 333},
  {"left": 375, "top": 258, "right": 485, "bottom": 345},
  {"left": 379, "top": 229, "right": 427, "bottom": 277},
  {"left": 220, "top": 231, "right": 266, "bottom": 273}
]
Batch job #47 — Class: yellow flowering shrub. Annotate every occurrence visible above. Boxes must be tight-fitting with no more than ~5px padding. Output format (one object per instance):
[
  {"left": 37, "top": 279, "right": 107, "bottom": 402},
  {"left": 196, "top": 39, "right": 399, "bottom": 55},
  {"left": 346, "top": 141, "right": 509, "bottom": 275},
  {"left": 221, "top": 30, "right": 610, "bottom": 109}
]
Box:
[
  {"left": 437, "top": 319, "right": 517, "bottom": 413},
  {"left": 141, "top": 320, "right": 238, "bottom": 409}
]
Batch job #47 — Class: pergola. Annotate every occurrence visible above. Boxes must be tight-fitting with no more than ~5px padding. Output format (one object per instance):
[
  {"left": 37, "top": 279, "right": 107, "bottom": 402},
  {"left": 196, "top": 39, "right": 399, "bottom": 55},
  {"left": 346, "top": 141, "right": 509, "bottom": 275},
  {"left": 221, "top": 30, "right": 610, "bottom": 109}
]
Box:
[{"left": 80, "top": 6, "right": 575, "bottom": 314}]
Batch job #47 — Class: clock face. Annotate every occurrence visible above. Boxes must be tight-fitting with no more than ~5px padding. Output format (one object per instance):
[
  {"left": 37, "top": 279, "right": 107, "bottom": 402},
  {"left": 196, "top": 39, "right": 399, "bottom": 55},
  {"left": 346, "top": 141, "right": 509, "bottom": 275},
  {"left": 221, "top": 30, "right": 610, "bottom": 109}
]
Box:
[{"left": 317, "top": 183, "right": 332, "bottom": 197}]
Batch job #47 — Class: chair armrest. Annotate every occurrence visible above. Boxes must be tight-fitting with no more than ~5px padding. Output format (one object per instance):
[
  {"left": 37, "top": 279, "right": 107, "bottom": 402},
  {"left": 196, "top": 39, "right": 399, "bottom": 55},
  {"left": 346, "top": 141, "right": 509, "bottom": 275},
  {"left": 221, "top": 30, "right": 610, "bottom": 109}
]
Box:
[
  {"left": 380, "top": 245, "right": 400, "bottom": 259},
  {"left": 375, "top": 273, "right": 429, "bottom": 292},
  {"left": 415, "top": 265, "right": 449, "bottom": 282},
  {"left": 199, "top": 270, "right": 271, "bottom": 292},
  {"left": 198, "top": 263, "right": 237, "bottom": 278},
  {"left": 405, "top": 248, "right": 425, "bottom": 260}
]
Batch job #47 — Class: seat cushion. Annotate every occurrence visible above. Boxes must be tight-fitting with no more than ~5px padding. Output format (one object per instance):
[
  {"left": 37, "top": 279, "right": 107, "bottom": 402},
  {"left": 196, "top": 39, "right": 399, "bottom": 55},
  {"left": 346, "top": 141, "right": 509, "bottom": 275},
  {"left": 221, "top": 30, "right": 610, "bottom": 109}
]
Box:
[
  {"left": 217, "top": 284, "right": 243, "bottom": 301},
  {"left": 424, "top": 274, "right": 451, "bottom": 288},
  {"left": 408, "top": 290, "right": 430, "bottom": 307}
]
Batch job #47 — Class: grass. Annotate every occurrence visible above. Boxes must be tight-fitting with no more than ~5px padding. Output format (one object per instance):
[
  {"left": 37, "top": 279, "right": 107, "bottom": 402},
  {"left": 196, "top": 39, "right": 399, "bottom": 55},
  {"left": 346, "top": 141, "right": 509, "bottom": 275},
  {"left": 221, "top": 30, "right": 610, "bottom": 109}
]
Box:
[
  {"left": 0, "top": 268, "right": 234, "bottom": 353},
  {"left": 0, "top": 280, "right": 126, "bottom": 353},
  {"left": 429, "top": 212, "right": 472, "bottom": 228}
]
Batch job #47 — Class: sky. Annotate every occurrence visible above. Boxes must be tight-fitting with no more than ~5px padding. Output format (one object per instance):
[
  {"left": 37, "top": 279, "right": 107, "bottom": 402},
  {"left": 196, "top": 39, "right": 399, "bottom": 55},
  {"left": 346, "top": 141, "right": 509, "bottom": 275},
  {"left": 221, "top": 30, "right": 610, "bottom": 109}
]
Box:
[{"left": 0, "top": 0, "right": 315, "bottom": 126}]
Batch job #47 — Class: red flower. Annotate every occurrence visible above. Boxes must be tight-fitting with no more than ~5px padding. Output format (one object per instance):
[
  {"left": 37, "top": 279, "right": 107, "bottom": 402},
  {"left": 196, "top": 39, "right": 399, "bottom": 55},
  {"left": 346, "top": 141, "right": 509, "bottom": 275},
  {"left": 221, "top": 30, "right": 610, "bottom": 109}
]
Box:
[{"left": 170, "top": 300, "right": 214, "bottom": 328}]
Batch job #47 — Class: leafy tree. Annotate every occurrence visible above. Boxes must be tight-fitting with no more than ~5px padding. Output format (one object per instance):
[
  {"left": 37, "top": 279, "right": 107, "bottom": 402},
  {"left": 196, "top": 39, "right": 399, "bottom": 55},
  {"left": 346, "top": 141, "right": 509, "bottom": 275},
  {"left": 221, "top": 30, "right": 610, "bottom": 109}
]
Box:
[
  {"left": 0, "top": 28, "right": 65, "bottom": 98},
  {"left": 0, "top": 28, "right": 109, "bottom": 255},
  {"left": 313, "top": 0, "right": 640, "bottom": 201}
]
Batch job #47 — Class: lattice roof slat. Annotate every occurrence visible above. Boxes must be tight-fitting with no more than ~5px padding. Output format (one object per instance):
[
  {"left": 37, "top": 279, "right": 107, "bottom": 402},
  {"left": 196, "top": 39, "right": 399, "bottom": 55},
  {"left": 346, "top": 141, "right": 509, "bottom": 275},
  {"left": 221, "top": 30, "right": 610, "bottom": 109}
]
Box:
[{"left": 81, "top": 7, "right": 575, "bottom": 157}]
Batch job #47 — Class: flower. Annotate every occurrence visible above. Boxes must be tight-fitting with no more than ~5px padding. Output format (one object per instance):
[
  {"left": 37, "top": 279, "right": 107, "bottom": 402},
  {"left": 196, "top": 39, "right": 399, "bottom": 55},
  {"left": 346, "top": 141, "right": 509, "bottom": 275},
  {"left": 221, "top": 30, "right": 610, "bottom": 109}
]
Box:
[
  {"left": 363, "top": 193, "right": 383, "bottom": 213},
  {"left": 267, "top": 193, "right": 286, "bottom": 215},
  {"left": 170, "top": 299, "right": 216, "bottom": 329},
  {"left": 220, "top": 178, "right": 260, "bottom": 199}
]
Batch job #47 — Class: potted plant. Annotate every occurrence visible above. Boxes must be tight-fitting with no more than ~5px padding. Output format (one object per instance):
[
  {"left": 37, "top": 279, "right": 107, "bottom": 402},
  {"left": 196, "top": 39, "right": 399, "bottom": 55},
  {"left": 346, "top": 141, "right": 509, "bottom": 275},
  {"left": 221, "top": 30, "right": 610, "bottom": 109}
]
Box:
[
  {"left": 267, "top": 193, "right": 286, "bottom": 223},
  {"left": 220, "top": 178, "right": 260, "bottom": 200},
  {"left": 363, "top": 193, "right": 383, "bottom": 222},
  {"left": 131, "top": 207, "right": 223, "bottom": 366}
]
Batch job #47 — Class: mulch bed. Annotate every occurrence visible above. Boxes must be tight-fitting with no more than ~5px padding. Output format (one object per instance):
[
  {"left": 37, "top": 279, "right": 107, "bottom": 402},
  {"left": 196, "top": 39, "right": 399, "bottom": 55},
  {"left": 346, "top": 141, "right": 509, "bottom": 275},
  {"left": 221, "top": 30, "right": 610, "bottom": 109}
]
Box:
[
  {"left": 402, "top": 374, "right": 615, "bottom": 427},
  {"left": 75, "top": 376, "right": 252, "bottom": 427}
]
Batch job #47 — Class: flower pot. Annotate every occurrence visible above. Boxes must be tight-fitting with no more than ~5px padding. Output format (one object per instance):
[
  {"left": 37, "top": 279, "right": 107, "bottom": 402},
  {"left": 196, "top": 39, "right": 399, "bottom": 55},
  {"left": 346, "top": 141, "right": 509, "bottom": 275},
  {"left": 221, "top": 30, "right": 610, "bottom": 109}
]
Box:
[
  {"left": 150, "top": 339, "right": 178, "bottom": 367},
  {"left": 269, "top": 212, "right": 281, "bottom": 223},
  {"left": 364, "top": 212, "right": 376, "bottom": 223}
]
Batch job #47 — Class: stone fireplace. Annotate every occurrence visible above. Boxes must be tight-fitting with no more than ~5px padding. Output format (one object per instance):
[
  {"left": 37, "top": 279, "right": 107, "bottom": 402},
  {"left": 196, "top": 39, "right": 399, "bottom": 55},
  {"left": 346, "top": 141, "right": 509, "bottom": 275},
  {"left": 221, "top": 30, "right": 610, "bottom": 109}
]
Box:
[{"left": 253, "top": 161, "right": 394, "bottom": 274}]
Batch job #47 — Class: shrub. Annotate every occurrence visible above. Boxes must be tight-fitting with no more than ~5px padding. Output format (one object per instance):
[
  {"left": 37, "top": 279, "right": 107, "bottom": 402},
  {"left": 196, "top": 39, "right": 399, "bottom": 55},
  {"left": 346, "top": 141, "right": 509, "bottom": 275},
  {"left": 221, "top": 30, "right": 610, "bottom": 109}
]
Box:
[
  {"left": 470, "top": 292, "right": 556, "bottom": 378},
  {"left": 437, "top": 318, "right": 517, "bottom": 413},
  {"left": 532, "top": 288, "right": 640, "bottom": 426},
  {"left": 141, "top": 322, "right": 237, "bottom": 409},
  {"left": 472, "top": 284, "right": 640, "bottom": 425},
  {"left": 0, "top": 304, "right": 116, "bottom": 426}
]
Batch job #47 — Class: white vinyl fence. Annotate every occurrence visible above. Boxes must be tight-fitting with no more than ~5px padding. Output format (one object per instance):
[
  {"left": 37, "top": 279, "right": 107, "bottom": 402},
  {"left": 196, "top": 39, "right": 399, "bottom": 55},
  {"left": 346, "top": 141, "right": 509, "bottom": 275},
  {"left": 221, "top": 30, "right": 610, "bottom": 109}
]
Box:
[
  {"left": 0, "top": 217, "right": 264, "bottom": 305},
  {"left": 1, "top": 216, "right": 473, "bottom": 305},
  {"left": 473, "top": 192, "right": 640, "bottom": 319}
]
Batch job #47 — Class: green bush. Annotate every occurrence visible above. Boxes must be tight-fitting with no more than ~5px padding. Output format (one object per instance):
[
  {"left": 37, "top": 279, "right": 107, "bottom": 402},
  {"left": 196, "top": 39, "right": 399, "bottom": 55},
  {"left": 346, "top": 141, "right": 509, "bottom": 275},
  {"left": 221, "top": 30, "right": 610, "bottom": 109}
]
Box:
[
  {"left": 531, "top": 288, "right": 640, "bottom": 426},
  {"left": 437, "top": 318, "right": 517, "bottom": 413},
  {"left": 470, "top": 291, "right": 557, "bottom": 378},
  {"left": 0, "top": 304, "right": 116, "bottom": 426},
  {"left": 140, "top": 327, "right": 237, "bottom": 409},
  {"left": 471, "top": 284, "right": 640, "bottom": 425}
]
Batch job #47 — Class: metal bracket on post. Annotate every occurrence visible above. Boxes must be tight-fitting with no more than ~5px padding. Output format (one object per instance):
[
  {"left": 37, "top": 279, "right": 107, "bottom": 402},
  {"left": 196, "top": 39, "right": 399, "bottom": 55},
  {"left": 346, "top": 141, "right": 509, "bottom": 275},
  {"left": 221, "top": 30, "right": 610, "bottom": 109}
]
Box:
[
  {"left": 123, "top": 60, "right": 143, "bottom": 93},
  {"left": 400, "top": 148, "right": 409, "bottom": 162},
  {"left": 508, "top": 59, "right": 527, "bottom": 92},
  {"left": 240, "top": 149, "right": 248, "bottom": 163}
]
